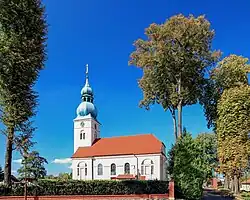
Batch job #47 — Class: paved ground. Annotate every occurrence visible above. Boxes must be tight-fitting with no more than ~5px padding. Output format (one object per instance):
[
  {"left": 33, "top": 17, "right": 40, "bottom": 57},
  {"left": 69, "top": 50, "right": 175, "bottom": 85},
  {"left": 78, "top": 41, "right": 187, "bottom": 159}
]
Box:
[{"left": 203, "top": 189, "right": 234, "bottom": 200}]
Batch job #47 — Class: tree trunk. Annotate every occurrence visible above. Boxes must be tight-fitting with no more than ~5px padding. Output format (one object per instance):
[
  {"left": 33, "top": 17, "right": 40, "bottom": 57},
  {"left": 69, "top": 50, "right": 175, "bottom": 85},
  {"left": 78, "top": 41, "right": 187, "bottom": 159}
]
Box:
[
  {"left": 177, "top": 77, "right": 182, "bottom": 138},
  {"left": 177, "top": 100, "right": 182, "bottom": 138},
  {"left": 233, "top": 174, "right": 240, "bottom": 194},
  {"left": 4, "top": 126, "right": 14, "bottom": 186},
  {"left": 224, "top": 175, "right": 229, "bottom": 190},
  {"left": 169, "top": 108, "right": 177, "bottom": 140},
  {"left": 173, "top": 114, "right": 177, "bottom": 140}
]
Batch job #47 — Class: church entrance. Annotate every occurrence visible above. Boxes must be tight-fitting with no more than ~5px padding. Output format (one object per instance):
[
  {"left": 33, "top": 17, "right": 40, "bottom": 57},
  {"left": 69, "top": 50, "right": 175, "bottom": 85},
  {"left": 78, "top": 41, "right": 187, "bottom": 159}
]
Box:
[{"left": 80, "top": 168, "right": 86, "bottom": 180}]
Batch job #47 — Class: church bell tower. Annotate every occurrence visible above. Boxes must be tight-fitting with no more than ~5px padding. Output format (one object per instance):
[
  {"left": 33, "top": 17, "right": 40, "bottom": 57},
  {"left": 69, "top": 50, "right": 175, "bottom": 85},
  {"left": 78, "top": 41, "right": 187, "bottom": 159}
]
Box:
[{"left": 73, "top": 64, "right": 100, "bottom": 153}]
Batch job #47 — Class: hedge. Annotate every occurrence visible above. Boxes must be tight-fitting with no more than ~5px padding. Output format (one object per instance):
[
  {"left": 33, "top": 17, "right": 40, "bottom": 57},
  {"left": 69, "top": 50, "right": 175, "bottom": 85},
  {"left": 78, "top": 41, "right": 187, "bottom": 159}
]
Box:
[{"left": 0, "top": 180, "right": 169, "bottom": 196}]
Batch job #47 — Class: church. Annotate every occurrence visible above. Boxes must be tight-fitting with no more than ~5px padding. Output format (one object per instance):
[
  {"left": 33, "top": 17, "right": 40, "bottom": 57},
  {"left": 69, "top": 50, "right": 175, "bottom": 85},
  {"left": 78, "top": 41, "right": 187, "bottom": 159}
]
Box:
[{"left": 71, "top": 65, "right": 166, "bottom": 180}]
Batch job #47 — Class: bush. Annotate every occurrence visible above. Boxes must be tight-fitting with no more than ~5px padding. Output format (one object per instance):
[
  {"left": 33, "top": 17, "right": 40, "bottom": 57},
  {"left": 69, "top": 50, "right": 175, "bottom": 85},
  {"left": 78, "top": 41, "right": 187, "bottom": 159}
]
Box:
[
  {"left": 0, "top": 180, "right": 169, "bottom": 196},
  {"left": 168, "top": 134, "right": 208, "bottom": 200}
]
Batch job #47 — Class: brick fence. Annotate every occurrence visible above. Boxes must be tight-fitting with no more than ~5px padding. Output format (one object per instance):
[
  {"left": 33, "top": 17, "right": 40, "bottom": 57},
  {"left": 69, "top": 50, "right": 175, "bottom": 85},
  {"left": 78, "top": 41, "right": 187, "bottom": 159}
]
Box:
[{"left": 0, "top": 194, "right": 169, "bottom": 200}]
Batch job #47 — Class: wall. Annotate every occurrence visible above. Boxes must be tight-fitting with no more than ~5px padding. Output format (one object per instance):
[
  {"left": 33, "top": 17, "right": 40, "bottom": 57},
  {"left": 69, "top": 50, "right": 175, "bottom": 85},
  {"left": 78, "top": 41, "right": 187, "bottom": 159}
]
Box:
[
  {"left": 0, "top": 194, "right": 169, "bottom": 200},
  {"left": 241, "top": 184, "right": 250, "bottom": 192},
  {"left": 72, "top": 154, "right": 166, "bottom": 180}
]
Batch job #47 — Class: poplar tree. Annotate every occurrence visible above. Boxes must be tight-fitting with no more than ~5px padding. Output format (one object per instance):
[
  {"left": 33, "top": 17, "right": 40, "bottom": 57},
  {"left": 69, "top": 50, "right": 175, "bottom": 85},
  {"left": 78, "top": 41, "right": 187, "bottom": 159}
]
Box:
[
  {"left": 0, "top": 0, "right": 47, "bottom": 185},
  {"left": 129, "top": 14, "right": 220, "bottom": 139},
  {"left": 200, "top": 55, "right": 250, "bottom": 129},
  {"left": 217, "top": 85, "right": 250, "bottom": 194}
]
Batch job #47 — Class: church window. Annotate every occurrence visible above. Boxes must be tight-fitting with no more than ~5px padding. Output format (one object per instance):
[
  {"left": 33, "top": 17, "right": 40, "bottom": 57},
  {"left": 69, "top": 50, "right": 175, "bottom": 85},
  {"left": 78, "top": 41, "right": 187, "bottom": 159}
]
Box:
[
  {"left": 141, "top": 159, "right": 154, "bottom": 175},
  {"left": 77, "top": 162, "right": 87, "bottom": 177},
  {"left": 111, "top": 163, "right": 116, "bottom": 175},
  {"left": 95, "top": 124, "right": 97, "bottom": 130},
  {"left": 85, "top": 163, "right": 87, "bottom": 176},
  {"left": 124, "top": 163, "right": 130, "bottom": 174},
  {"left": 80, "top": 130, "right": 85, "bottom": 140},
  {"left": 98, "top": 164, "right": 103, "bottom": 175}
]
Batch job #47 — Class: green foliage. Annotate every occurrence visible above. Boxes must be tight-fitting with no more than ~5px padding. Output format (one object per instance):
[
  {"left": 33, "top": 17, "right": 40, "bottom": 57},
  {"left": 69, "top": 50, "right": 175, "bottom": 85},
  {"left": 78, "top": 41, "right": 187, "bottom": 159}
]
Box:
[
  {"left": 200, "top": 55, "right": 250, "bottom": 129},
  {"left": 195, "top": 133, "right": 218, "bottom": 178},
  {"left": 129, "top": 14, "right": 220, "bottom": 138},
  {"left": 57, "top": 173, "right": 72, "bottom": 181},
  {"left": 241, "top": 192, "right": 250, "bottom": 200},
  {"left": 0, "top": 0, "right": 47, "bottom": 185},
  {"left": 0, "top": 180, "right": 169, "bottom": 196},
  {"left": 18, "top": 151, "right": 48, "bottom": 180},
  {"left": 217, "top": 85, "right": 250, "bottom": 177},
  {"left": 168, "top": 133, "right": 217, "bottom": 199},
  {"left": 0, "top": 165, "right": 3, "bottom": 181}
]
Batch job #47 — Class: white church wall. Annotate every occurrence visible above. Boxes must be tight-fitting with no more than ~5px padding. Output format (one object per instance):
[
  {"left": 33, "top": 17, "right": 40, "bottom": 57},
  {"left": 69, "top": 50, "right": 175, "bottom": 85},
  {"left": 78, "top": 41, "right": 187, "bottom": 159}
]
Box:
[{"left": 72, "top": 153, "right": 166, "bottom": 181}]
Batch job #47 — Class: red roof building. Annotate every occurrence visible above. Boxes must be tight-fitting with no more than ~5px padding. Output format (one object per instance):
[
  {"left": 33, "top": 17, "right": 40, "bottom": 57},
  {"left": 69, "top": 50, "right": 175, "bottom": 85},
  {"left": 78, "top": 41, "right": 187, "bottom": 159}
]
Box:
[{"left": 71, "top": 65, "right": 167, "bottom": 181}]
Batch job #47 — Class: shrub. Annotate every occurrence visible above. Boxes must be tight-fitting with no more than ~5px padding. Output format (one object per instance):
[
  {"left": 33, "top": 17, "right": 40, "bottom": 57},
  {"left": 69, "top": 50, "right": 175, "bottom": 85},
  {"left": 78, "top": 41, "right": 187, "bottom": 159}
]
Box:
[
  {"left": 0, "top": 180, "right": 169, "bottom": 196},
  {"left": 168, "top": 134, "right": 208, "bottom": 200}
]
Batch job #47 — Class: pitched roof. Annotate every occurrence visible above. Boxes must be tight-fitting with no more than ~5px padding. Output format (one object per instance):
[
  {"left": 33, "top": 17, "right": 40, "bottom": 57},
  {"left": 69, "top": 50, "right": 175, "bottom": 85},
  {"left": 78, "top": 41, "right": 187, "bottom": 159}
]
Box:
[
  {"left": 242, "top": 179, "right": 250, "bottom": 184},
  {"left": 72, "top": 134, "right": 164, "bottom": 158}
]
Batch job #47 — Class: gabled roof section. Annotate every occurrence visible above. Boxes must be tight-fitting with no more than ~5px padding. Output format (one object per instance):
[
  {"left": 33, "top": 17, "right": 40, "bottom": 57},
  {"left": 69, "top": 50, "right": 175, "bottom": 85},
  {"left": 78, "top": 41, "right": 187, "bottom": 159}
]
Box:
[{"left": 72, "top": 134, "right": 164, "bottom": 158}]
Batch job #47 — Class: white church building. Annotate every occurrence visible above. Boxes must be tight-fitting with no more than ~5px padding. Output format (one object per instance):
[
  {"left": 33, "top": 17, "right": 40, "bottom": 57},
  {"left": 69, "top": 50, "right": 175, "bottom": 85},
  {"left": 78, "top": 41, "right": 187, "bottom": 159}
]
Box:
[{"left": 71, "top": 65, "right": 166, "bottom": 181}]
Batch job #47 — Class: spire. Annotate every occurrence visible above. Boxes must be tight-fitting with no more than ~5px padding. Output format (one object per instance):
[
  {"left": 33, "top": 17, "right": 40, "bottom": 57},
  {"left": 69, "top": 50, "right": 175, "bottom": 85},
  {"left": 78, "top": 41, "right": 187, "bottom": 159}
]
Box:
[{"left": 85, "top": 64, "right": 89, "bottom": 87}]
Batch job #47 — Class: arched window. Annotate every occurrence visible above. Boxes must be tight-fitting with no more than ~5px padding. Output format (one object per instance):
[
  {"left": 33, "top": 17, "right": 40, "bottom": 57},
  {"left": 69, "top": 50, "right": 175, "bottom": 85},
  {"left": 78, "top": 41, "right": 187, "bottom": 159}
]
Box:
[
  {"left": 77, "top": 162, "right": 87, "bottom": 177},
  {"left": 124, "top": 163, "right": 130, "bottom": 174},
  {"left": 111, "top": 163, "right": 116, "bottom": 175},
  {"left": 141, "top": 159, "right": 154, "bottom": 175},
  {"left": 98, "top": 164, "right": 103, "bottom": 175},
  {"left": 95, "top": 124, "right": 97, "bottom": 130},
  {"left": 80, "top": 130, "right": 85, "bottom": 140}
]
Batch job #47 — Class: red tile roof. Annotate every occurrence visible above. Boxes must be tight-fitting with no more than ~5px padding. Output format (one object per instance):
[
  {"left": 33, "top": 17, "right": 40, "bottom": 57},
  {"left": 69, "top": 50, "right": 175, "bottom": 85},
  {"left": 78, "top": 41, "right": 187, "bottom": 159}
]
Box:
[
  {"left": 242, "top": 179, "right": 250, "bottom": 184},
  {"left": 72, "top": 134, "right": 164, "bottom": 158}
]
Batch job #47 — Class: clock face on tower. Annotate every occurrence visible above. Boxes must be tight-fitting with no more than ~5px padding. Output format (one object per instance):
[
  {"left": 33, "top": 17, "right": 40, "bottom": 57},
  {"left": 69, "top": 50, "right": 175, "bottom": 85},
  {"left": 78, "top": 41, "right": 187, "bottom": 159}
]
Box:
[{"left": 80, "top": 121, "right": 85, "bottom": 127}]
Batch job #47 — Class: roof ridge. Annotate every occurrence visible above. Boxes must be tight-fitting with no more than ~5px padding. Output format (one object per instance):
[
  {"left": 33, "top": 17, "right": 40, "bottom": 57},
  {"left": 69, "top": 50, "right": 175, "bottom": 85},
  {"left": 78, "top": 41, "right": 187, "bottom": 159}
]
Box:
[{"left": 101, "top": 133, "right": 154, "bottom": 139}]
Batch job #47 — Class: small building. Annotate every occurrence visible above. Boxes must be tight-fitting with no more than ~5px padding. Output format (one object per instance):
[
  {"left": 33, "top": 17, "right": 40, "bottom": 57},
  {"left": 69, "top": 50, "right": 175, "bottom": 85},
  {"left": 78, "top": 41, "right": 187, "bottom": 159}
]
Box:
[
  {"left": 71, "top": 65, "right": 166, "bottom": 181},
  {"left": 241, "top": 179, "right": 250, "bottom": 192}
]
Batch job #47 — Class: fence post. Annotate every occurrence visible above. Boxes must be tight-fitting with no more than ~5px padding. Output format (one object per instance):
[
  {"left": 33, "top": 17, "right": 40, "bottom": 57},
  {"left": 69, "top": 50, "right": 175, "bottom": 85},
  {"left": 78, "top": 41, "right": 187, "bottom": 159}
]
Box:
[{"left": 169, "top": 179, "right": 175, "bottom": 200}]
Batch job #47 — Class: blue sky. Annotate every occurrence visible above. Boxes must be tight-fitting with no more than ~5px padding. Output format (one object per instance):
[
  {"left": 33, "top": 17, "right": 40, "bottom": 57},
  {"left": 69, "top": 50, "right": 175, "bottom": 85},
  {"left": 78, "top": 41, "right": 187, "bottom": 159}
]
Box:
[{"left": 0, "top": 0, "right": 250, "bottom": 175}]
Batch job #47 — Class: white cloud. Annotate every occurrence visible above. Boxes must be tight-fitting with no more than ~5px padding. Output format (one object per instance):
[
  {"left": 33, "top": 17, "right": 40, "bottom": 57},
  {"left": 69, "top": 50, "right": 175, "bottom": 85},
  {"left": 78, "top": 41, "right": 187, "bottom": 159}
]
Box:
[
  {"left": 11, "top": 170, "right": 17, "bottom": 174},
  {"left": 68, "top": 164, "right": 73, "bottom": 169},
  {"left": 52, "top": 158, "right": 72, "bottom": 164},
  {"left": 13, "top": 159, "right": 22, "bottom": 164}
]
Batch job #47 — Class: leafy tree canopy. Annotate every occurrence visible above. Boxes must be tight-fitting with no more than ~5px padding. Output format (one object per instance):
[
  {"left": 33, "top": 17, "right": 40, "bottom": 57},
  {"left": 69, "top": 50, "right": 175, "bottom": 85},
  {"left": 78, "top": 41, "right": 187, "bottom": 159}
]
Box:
[
  {"left": 18, "top": 151, "right": 48, "bottom": 180},
  {"left": 0, "top": 0, "right": 47, "bottom": 185},
  {"left": 200, "top": 55, "right": 250, "bottom": 129},
  {"left": 217, "top": 85, "right": 250, "bottom": 177},
  {"left": 0, "top": 166, "right": 3, "bottom": 181},
  {"left": 129, "top": 14, "right": 220, "bottom": 138}
]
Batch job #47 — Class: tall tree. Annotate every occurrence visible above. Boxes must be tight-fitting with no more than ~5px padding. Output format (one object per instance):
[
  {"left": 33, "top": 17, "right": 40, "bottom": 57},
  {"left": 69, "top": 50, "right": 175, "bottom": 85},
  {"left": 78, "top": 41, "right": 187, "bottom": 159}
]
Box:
[
  {"left": 200, "top": 55, "right": 250, "bottom": 129},
  {"left": 217, "top": 85, "right": 250, "bottom": 194},
  {"left": 18, "top": 151, "right": 48, "bottom": 180},
  {"left": 129, "top": 14, "right": 220, "bottom": 139},
  {"left": 0, "top": 0, "right": 47, "bottom": 185},
  {"left": 0, "top": 165, "right": 3, "bottom": 181}
]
